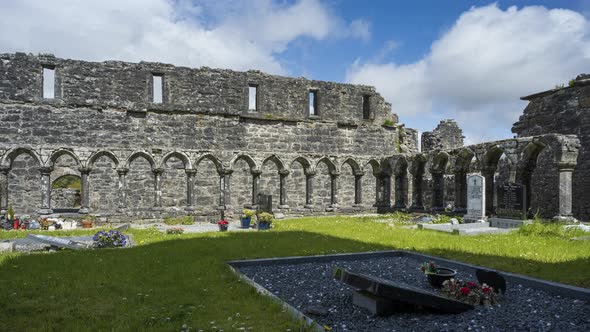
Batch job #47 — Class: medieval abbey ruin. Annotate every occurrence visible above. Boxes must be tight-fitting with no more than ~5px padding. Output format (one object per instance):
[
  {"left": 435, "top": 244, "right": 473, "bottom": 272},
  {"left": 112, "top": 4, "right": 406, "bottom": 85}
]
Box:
[{"left": 0, "top": 53, "right": 585, "bottom": 221}]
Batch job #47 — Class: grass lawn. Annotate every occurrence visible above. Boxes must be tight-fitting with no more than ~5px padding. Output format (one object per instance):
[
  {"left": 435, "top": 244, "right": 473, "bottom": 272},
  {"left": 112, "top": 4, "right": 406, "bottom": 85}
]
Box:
[{"left": 1, "top": 215, "right": 589, "bottom": 331}]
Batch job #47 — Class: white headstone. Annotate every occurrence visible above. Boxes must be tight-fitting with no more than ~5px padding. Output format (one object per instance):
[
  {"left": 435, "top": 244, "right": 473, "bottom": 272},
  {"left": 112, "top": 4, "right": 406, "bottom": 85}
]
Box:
[{"left": 464, "top": 174, "right": 486, "bottom": 223}]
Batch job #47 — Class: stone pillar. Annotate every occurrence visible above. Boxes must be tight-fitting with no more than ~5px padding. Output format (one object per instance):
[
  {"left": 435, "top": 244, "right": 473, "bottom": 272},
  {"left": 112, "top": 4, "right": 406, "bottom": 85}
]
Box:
[
  {"left": 453, "top": 171, "right": 467, "bottom": 213},
  {"left": 382, "top": 174, "right": 391, "bottom": 207},
  {"left": 431, "top": 170, "right": 444, "bottom": 211},
  {"left": 481, "top": 166, "right": 495, "bottom": 215},
  {"left": 409, "top": 171, "right": 424, "bottom": 211},
  {"left": 153, "top": 168, "right": 164, "bottom": 208},
  {"left": 117, "top": 168, "right": 128, "bottom": 212},
  {"left": 329, "top": 171, "right": 339, "bottom": 209},
  {"left": 353, "top": 171, "right": 364, "bottom": 207},
  {"left": 279, "top": 169, "right": 289, "bottom": 209},
  {"left": 374, "top": 172, "right": 382, "bottom": 207},
  {"left": 0, "top": 166, "right": 9, "bottom": 215},
  {"left": 79, "top": 167, "right": 92, "bottom": 214},
  {"left": 554, "top": 162, "right": 576, "bottom": 222},
  {"left": 39, "top": 166, "right": 53, "bottom": 215},
  {"left": 393, "top": 172, "right": 407, "bottom": 209},
  {"left": 185, "top": 169, "right": 196, "bottom": 211},
  {"left": 251, "top": 169, "right": 262, "bottom": 208},
  {"left": 220, "top": 169, "right": 233, "bottom": 210},
  {"left": 304, "top": 170, "right": 315, "bottom": 209}
]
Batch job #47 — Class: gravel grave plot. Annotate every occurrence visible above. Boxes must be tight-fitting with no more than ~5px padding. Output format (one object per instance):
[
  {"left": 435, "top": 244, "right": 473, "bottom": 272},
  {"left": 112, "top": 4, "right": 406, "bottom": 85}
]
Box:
[{"left": 238, "top": 256, "right": 590, "bottom": 332}]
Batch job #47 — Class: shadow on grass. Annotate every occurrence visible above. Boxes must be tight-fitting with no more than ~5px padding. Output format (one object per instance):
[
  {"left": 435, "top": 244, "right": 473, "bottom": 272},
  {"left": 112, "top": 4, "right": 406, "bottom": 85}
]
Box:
[{"left": 0, "top": 230, "right": 588, "bottom": 331}]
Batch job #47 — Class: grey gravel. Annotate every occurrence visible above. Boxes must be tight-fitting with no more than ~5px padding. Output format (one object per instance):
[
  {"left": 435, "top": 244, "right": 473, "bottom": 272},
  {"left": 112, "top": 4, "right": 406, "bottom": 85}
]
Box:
[{"left": 239, "top": 256, "right": 590, "bottom": 331}]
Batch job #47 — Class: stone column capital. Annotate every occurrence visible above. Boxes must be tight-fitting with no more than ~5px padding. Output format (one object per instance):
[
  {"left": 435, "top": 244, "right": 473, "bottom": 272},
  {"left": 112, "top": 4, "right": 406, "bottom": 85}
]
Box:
[
  {"left": 354, "top": 171, "right": 365, "bottom": 177},
  {"left": 251, "top": 169, "right": 263, "bottom": 176},
  {"left": 185, "top": 169, "right": 197, "bottom": 176},
  {"left": 330, "top": 171, "right": 340, "bottom": 177},
  {"left": 305, "top": 170, "right": 316, "bottom": 177},
  {"left": 78, "top": 166, "right": 92, "bottom": 174},
  {"left": 38, "top": 166, "right": 53, "bottom": 175},
  {"left": 153, "top": 167, "right": 165, "bottom": 175},
  {"left": 279, "top": 169, "right": 290, "bottom": 176},
  {"left": 555, "top": 161, "right": 576, "bottom": 171},
  {"left": 220, "top": 168, "right": 233, "bottom": 176},
  {"left": 117, "top": 167, "right": 129, "bottom": 175}
]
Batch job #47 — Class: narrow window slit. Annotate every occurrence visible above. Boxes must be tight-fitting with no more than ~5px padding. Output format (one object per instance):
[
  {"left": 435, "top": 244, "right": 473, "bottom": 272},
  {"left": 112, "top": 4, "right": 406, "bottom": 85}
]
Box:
[
  {"left": 309, "top": 90, "right": 318, "bottom": 116},
  {"left": 248, "top": 84, "right": 258, "bottom": 111},
  {"left": 153, "top": 74, "right": 163, "bottom": 104},
  {"left": 43, "top": 66, "right": 55, "bottom": 99},
  {"left": 363, "top": 95, "right": 371, "bottom": 119}
]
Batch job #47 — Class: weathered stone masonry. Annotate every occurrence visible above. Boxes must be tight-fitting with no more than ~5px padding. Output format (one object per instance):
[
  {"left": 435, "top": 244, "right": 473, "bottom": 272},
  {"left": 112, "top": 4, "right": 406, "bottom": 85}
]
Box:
[
  {"left": 0, "top": 53, "right": 414, "bottom": 220},
  {"left": 0, "top": 53, "right": 581, "bottom": 221}
]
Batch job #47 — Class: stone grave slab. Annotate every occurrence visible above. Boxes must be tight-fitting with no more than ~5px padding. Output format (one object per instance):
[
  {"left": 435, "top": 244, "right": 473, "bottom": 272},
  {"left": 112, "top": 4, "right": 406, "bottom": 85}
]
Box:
[
  {"left": 496, "top": 182, "right": 527, "bottom": 219},
  {"left": 464, "top": 174, "right": 486, "bottom": 223},
  {"left": 27, "top": 234, "right": 91, "bottom": 250},
  {"left": 333, "top": 267, "right": 474, "bottom": 314}
]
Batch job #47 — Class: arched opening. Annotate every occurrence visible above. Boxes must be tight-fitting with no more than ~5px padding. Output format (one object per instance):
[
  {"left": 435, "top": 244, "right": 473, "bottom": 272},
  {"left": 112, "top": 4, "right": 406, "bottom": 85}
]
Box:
[
  {"left": 452, "top": 149, "right": 475, "bottom": 212},
  {"left": 161, "top": 156, "right": 187, "bottom": 207},
  {"left": 51, "top": 174, "right": 81, "bottom": 209},
  {"left": 339, "top": 161, "right": 357, "bottom": 208},
  {"left": 89, "top": 154, "right": 118, "bottom": 213},
  {"left": 231, "top": 156, "right": 254, "bottom": 211},
  {"left": 314, "top": 159, "right": 333, "bottom": 211},
  {"left": 362, "top": 161, "right": 379, "bottom": 208},
  {"left": 526, "top": 143, "right": 557, "bottom": 218},
  {"left": 430, "top": 152, "right": 448, "bottom": 211},
  {"left": 127, "top": 155, "right": 155, "bottom": 209},
  {"left": 393, "top": 157, "right": 408, "bottom": 209},
  {"left": 7, "top": 152, "right": 41, "bottom": 214},
  {"left": 195, "top": 157, "right": 220, "bottom": 212},
  {"left": 50, "top": 153, "right": 81, "bottom": 211},
  {"left": 260, "top": 158, "right": 281, "bottom": 211},
  {"left": 410, "top": 155, "right": 426, "bottom": 210},
  {"left": 287, "top": 159, "right": 307, "bottom": 211}
]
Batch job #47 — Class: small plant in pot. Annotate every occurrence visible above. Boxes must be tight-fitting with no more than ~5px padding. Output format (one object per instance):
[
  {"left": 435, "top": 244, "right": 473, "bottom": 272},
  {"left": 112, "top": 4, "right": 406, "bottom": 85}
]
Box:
[
  {"left": 6, "top": 206, "right": 15, "bottom": 221},
  {"left": 81, "top": 215, "right": 96, "bottom": 229},
  {"left": 257, "top": 212, "right": 274, "bottom": 230},
  {"left": 420, "top": 261, "right": 457, "bottom": 288},
  {"left": 218, "top": 219, "right": 229, "bottom": 232},
  {"left": 241, "top": 209, "right": 255, "bottom": 229}
]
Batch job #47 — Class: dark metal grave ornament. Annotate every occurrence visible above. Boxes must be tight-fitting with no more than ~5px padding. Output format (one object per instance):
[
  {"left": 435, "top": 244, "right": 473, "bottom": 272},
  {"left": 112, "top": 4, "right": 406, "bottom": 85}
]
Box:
[{"left": 476, "top": 269, "right": 507, "bottom": 294}]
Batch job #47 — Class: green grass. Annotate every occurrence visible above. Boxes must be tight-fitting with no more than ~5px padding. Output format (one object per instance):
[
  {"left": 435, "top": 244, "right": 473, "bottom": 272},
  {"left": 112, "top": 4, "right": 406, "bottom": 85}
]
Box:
[{"left": 0, "top": 216, "right": 589, "bottom": 331}]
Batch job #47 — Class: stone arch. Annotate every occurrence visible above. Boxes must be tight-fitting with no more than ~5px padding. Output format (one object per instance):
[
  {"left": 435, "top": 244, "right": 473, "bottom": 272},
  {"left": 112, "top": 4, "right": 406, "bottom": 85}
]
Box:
[
  {"left": 314, "top": 157, "right": 337, "bottom": 173},
  {"left": 482, "top": 145, "right": 511, "bottom": 215},
  {"left": 314, "top": 157, "right": 334, "bottom": 210},
  {"left": 6, "top": 149, "right": 42, "bottom": 214},
  {"left": 48, "top": 148, "right": 81, "bottom": 168},
  {"left": 453, "top": 148, "right": 476, "bottom": 212},
  {"left": 51, "top": 174, "right": 81, "bottom": 210},
  {"left": 127, "top": 153, "right": 156, "bottom": 209},
  {"left": 125, "top": 151, "right": 156, "bottom": 170},
  {"left": 87, "top": 150, "right": 120, "bottom": 169},
  {"left": 519, "top": 141, "right": 552, "bottom": 217},
  {"left": 195, "top": 154, "right": 222, "bottom": 212},
  {"left": 430, "top": 152, "right": 449, "bottom": 210},
  {"left": 161, "top": 151, "right": 192, "bottom": 169},
  {"left": 339, "top": 158, "right": 360, "bottom": 208},
  {"left": 88, "top": 152, "right": 119, "bottom": 213},
  {"left": 392, "top": 156, "right": 409, "bottom": 209},
  {"left": 362, "top": 159, "right": 380, "bottom": 208},
  {"left": 161, "top": 153, "right": 188, "bottom": 207},
  {"left": 409, "top": 154, "right": 427, "bottom": 210},
  {"left": 287, "top": 157, "right": 309, "bottom": 210},
  {"left": 231, "top": 155, "right": 256, "bottom": 211},
  {"left": 1, "top": 147, "right": 42, "bottom": 168},
  {"left": 260, "top": 156, "right": 283, "bottom": 210}
]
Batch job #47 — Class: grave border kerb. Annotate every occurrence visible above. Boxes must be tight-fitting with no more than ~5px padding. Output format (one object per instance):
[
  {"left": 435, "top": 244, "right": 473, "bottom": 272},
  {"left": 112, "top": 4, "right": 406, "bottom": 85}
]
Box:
[{"left": 227, "top": 250, "right": 590, "bottom": 329}]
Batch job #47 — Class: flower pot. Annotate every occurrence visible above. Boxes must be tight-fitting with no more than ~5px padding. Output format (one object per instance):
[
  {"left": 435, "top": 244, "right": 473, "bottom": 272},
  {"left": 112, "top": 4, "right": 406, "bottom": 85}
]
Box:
[
  {"left": 81, "top": 221, "right": 93, "bottom": 229},
  {"left": 240, "top": 217, "right": 251, "bottom": 229},
  {"left": 427, "top": 267, "right": 457, "bottom": 288},
  {"left": 258, "top": 222, "right": 271, "bottom": 230},
  {"left": 219, "top": 224, "right": 228, "bottom": 232}
]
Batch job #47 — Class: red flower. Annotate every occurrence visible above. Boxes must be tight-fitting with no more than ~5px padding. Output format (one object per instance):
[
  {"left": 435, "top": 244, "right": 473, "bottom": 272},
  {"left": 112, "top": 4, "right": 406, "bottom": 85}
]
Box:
[
  {"left": 467, "top": 281, "right": 478, "bottom": 288},
  {"left": 482, "top": 286, "right": 491, "bottom": 294},
  {"left": 218, "top": 220, "right": 229, "bottom": 226},
  {"left": 460, "top": 287, "right": 471, "bottom": 296}
]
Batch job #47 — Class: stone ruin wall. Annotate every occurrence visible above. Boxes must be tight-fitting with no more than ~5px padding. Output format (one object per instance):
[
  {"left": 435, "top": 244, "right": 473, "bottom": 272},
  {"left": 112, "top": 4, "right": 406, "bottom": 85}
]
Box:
[
  {"left": 513, "top": 74, "right": 590, "bottom": 220},
  {"left": 0, "top": 53, "right": 415, "bottom": 220}
]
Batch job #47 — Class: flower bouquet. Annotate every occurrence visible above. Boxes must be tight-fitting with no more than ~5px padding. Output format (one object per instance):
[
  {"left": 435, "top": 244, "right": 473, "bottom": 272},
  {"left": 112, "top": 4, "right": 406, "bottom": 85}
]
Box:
[{"left": 218, "top": 219, "right": 229, "bottom": 232}]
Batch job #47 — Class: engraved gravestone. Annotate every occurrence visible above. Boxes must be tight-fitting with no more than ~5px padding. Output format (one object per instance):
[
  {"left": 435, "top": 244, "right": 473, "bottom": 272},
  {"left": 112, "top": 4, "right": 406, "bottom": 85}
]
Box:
[
  {"left": 496, "top": 182, "right": 526, "bottom": 220},
  {"left": 257, "top": 194, "right": 273, "bottom": 213},
  {"left": 463, "top": 174, "right": 486, "bottom": 223}
]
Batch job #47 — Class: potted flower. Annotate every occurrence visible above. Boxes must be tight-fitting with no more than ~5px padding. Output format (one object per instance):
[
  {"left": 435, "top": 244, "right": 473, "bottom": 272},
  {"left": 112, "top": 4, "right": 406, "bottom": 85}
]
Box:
[
  {"left": 241, "top": 209, "right": 255, "bottom": 229},
  {"left": 93, "top": 230, "right": 127, "bottom": 248},
  {"left": 441, "top": 279, "right": 499, "bottom": 306},
  {"left": 257, "top": 212, "right": 274, "bottom": 230},
  {"left": 81, "top": 215, "right": 96, "bottom": 229},
  {"left": 218, "top": 219, "right": 229, "bottom": 232},
  {"left": 6, "top": 205, "right": 15, "bottom": 221},
  {"left": 39, "top": 218, "right": 54, "bottom": 231},
  {"left": 420, "top": 261, "right": 457, "bottom": 288}
]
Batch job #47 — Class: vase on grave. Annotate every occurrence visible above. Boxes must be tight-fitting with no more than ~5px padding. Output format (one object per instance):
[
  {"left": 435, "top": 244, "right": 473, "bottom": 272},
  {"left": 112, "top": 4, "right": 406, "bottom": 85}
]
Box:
[{"left": 427, "top": 267, "right": 457, "bottom": 288}]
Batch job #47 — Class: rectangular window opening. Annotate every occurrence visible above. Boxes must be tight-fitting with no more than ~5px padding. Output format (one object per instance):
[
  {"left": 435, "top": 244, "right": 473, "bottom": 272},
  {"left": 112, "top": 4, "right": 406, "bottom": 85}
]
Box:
[
  {"left": 248, "top": 85, "right": 258, "bottom": 111},
  {"left": 309, "top": 90, "right": 318, "bottom": 116},
  {"left": 363, "top": 95, "right": 371, "bottom": 119},
  {"left": 153, "top": 74, "right": 163, "bottom": 104},
  {"left": 42, "top": 66, "right": 55, "bottom": 99}
]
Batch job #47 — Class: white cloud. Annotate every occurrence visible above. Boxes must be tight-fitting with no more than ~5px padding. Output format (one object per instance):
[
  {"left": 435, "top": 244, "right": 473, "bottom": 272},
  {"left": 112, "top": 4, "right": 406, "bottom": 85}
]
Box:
[
  {"left": 347, "top": 4, "right": 590, "bottom": 143},
  {"left": 348, "top": 19, "right": 371, "bottom": 42},
  {"left": 0, "top": 0, "right": 367, "bottom": 74}
]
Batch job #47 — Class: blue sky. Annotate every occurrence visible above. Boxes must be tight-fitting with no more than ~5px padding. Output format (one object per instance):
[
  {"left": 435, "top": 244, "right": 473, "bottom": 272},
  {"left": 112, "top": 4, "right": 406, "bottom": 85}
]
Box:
[{"left": 1, "top": 0, "right": 589, "bottom": 145}]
